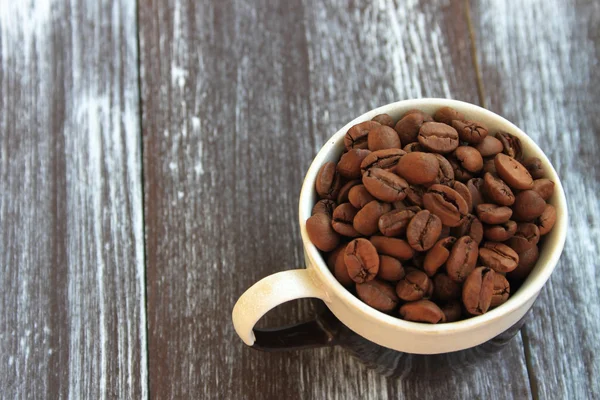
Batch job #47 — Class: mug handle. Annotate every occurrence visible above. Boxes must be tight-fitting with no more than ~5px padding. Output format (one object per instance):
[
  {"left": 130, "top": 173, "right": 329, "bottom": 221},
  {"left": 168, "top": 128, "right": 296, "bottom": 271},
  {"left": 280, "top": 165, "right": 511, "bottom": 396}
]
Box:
[{"left": 232, "top": 269, "right": 335, "bottom": 351}]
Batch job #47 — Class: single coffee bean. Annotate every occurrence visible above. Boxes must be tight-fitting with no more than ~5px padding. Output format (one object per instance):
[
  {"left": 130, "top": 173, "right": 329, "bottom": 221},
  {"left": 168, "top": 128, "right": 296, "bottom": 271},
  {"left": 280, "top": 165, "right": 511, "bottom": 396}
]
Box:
[
  {"left": 507, "top": 245, "right": 539, "bottom": 281},
  {"left": 497, "top": 131, "right": 523, "bottom": 160},
  {"left": 532, "top": 178, "right": 555, "bottom": 201},
  {"left": 396, "top": 152, "right": 440, "bottom": 185},
  {"left": 316, "top": 161, "right": 343, "bottom": 200},
  {"left": 462, "top": 267, "right": 495, "bottom": 315},
  {"left": 407, "top": 210, "right": 442, "bottom": 251},
  {"left": 306, "top": 213, "right": 340, "bottom": 252},
  {"left": 369, "top": 236, "right": 414, "bottom": 260},
  {"left": 449, "top": 157, "right": 474, "bottom": 182},
  {"left": 453, "top": 181, "right": 473, "bottom": 212},
  {"left": 396, "top": 270, "right": 432, "bottom": 301},
  {"left": 476, "top": 203, "right": 513, "bottom": 224},
  {"left": 523, "top": 157, "right": 545, "bottom": 179},
  {"left": 483, "top": 172, "right": 515, "bottom": 206},
  {"left": 344, "top": 238, "right": 379, "bottom": 283},
  {"left": 454, "top": 146, "right": 483, "bottom": 173},
  {"left": 433, "top": 154, "right": 455, "bottom": 186},
  {"left": 337, "top": 149, "right": 371, "bottom": 179},
  {"left": 378, "top": 209, "right": 416, "bottom": 237},
  {"left": 403, "top": 109, "right": 433, "bottom": 121},
  {"left": 423, "top": 184, "right": 468, "bottom": 227},
  {"left": 362, "top": 167, "right": 408, "bottom": 202},
  {"left": 450, "top": 214, "right": 483, "bottom": 244},
  {"left": 360, "top": 148, "right": 406, "bottom": 173},
  {"left": 446, "top": 236, "right": 479, "bottom": 282},
  {"left": 537, "top": 204, "right": 556, "bottom": 235},
  {"left": 507, "top": 223, "right": 540, "bottom": 253},
  {"left": 494, "top": 153, "right": 534, "bottom": 190},
  {"left": 332, "top": 203, "right": 360, "bottom": 237},
  {"left": 424, "top": 237, "right": 456, "bottom": 276},
  {"left": 377, "top": 255, "right": 405, "bottom": 281},
  {"left": 467, "top": 178, "right": 485, "bottom": 210},
  {"left": 433, "top": 106, "right": 465, "bottom": 125},
  {"left": 312, "top": 199, "right": 336, "bottom": 216},
  {"left": 483, "top": 220, "right": 517, "bottom": 242},
  {"left": 405, "top": 185, "right": 426, "bottom": 207},
  {"left": 433, "top": 273, "right": 461, "bottom": 302},
  {"left": 371, "top": 113, "right": 395, "bottom": 127},
  {"left": 441, "top": 301, "right": 462, "bottom": 322},
  {"left": 337, "top": 179, "right": 361, "bottom": 204},
  {"left": 395, "top": 112, "right": 429, "bottom": 145},
  {"left": 399, "top": 300, "right": 445, "bottom": 324},
  {"left": 328, "top": 245, "right": 353, "bottom": 287},
  {"left": 482, "top": 157, "right": 497, "bottom": 175},
  {"left": 403, "top": 142, "right": 424, "bottom": 153},
  {"left": 353, "top": 200, "right": 392, "bottom": 236},
  {"left": 512, "top": 190, "right": 546, "bottom": 221},
  {"left": 479, "top": 241, "right": 519, "bottom": 273},
  {"left": 348, "top": 184, "right": 376, "bottom": 209},
  {"left": 368, "top": 125, "right": 401, "bottom": 151},
  {"left": 356, "top": 279, "right": 399, "bottom": 312},
  {"left": 344, "top": 121, "right": 380, "bottom": 150},
  {"left": 490, "top": 273, "right": 510, "bottom": 308},
  {"left": 418, "top": 122, "right": 460, "bottom": 154},
  {"left": 475, "top": 135, "right": 503, "bottom": 157},
  {"left": 451, "top": 119, "right": 488, "bottom": 144}
]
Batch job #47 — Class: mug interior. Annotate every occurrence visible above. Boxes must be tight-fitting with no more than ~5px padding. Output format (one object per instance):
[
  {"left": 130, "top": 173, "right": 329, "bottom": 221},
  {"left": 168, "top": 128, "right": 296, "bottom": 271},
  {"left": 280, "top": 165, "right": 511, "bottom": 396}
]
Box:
[{"left": 298, "top": 98, "right": 567, "bottom": 335}]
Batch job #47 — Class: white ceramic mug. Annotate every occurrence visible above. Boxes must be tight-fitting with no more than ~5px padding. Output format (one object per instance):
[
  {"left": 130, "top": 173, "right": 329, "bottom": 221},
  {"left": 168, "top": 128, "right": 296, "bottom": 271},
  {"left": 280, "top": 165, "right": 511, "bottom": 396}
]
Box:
[{"left": 232, "top": 98, "right": 567, "bottom": 355}]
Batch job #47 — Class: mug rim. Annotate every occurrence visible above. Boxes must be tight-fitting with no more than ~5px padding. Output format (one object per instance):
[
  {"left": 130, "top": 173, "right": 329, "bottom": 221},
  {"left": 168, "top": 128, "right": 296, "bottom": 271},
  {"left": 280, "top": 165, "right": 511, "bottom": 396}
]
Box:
[{"left": 298, "top": 98, "right": 568, "bottom": 335}]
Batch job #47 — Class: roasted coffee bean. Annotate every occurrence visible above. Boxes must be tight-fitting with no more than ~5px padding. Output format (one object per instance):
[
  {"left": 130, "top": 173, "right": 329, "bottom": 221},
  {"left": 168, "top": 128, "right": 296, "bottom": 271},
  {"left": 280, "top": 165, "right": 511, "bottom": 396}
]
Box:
[
  {"left": 316, "top": 161, "right": 343, "bottom": 200},
  {"left": 450, "top": 157, "right": 474, "bottom": 182},
  {"left": 377, "top": 255, "right": 405, "bottom": 281},
  {"left": 483, "top": 172, "right": 515, "bottom": 206},
  {"left": 312, "top": 199, "right": 336, "bottom": 216},
  {"left": 507, "top": 245, "right": 539, "bottom": 281},
  {"left": 396, "top": 152, "right": 439, "bottom": 185},
  {"left": 433, "top": 106, "right": 465, "bottom": 125},
  {"left": 371, "top": 113, "right": 395, "bottom": 127},
  {"left": 368, "top": 125, "right": 401, "bottom": 151},
  {"left": 532, "top": 178, "right": 555, "bottom": 201},
  {"left": 423, "top": 184, "right": 468, "bottom": 227},
  {"left": 361, "top": 148, "right": 406, "bottom": 173},
  {"left": 537, "top": 204, "right": 556, "bottom": 235},
  {"left": 407, "top": 210, "right": 442, "bottom": 251},
  {"left": 482, "top": 157, "right": 497, "bottom": 175},
  {"left": 337, "top": 179, "right": 361, "bottom": 204},
  {"left": 405, "top": 185, "right": 426, "bottom": 207},
  {"left": 479, "top": 242, "right": 519, "bottom": 273},
  {"left": 344, "top": 121, "right": 380, "bottom": 150},
  {"left": 523, "top": 157, "right": 545, "bottom": 179},
  {"left": 490, "top": 274, "right": 510, "bottom": 308},
  {"left": 433, "top": 154, "right": 455, "bottom": 186},
  {"left": 424, "top": 237, "right": 456, "bottom": 276},
  {"left": 344, "top": 238, "right": 379, "bottom": 283},
  {"left": 395, "top": 112, "right": 430, "bottom": 145},
  {"left": 454, "top": 146, "right": 483, "bottom": 173},
  {"left": 403, "top": 109, "right": 433, "bottom": 121},
  {"left": 512, "top": 190, "right": 546, "bottom": 221},
  {"left": 494, "top": 153, "right": 533, "bottom": 190},
  {"left": 356, "top": 279, "right": 399, "bottom": 312},
  {"left": 451, "top": 120, "right": 488, "bottom": 144},
  {"left": 462, "top": 267, "right": 495, "bottom": 315},
  {"left": 507, "top": 223, "right": 540, "bottom": 253},
  {"left": 451, "top": 214, "right": 483, "bottom": 244},
  {"left": 403, "top": 142, "right": 424, "bottom": 153},
  {"left": 446, "top": 236, "right": 479, "bottom": 282},
  {"left": 418, "top": 122, "right": 460, "bottom": 154},
  {"left": 476, "top": 203, "right": 513, "bottom": 224},
  {"left": 453, "top": 181, "right": 473, "bottom": 212},
  {"left": 467, "top": 178, "right": 485, "bottom": 210},
  {"left": 332, "top": 203, "right": 360, "bottom": 237},
  {"left": 348, "top": 184, "right": 376, "bottom": 209},
  {"left": 370, "top": 236, "right": 414, "bottom": 260},
  {"left": 441, "top": 301, "right": 462, "bottom": 322},
  {"left": 306, "top": 213, "right": 340, "bottom": 251},
  {"left": 399, "top": 300, "right": 445, "bottom": 324},
  {"left": 475, "top": 135, "right": 503, "bottom": 157},
  {"left": 362, "top": 168, "right": 408, "bottom": 202},
  {"left": 497, "top": 131, "right": 522, "bottom": 160},
  {"left": 433, "top": 273, "right": 461, "bottom": 302},
  {"left": 337, "top": 149, "right": 371, "bottom": 179},
  {"left": 328, "top": 245, "right": 353, "bottom": 287},
  {"left": 396, "top": 270, "right": 432, "bottom": 301},
  {"left": 353, "top": 200, "right": 392, "bottom": 236},
  {"left": 483, "top": 220, "right": 517, "bottom": 242},
  {"left": 378, "top": 209, "right": 416, "bottom": 237}
]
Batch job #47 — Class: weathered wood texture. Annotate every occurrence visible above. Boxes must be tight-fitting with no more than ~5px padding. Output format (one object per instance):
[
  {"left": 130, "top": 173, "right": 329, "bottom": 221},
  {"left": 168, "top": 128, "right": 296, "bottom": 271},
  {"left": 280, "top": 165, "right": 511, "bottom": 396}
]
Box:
[
  {"left": 471, "top": 1, "right": 600, "bottom": 399},
  {"left": 0, "top": 1, "right": 147, "bottom": 398},
  {"left": 140, "top": 0, "right": 531, "bottom": 399}
]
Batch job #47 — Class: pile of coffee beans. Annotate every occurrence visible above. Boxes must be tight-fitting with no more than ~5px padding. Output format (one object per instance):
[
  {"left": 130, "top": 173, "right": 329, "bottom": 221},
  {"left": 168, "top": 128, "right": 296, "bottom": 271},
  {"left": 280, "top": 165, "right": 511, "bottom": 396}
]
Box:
[{"left": 306, "top": 107, "right": 557, "bottom": 323}]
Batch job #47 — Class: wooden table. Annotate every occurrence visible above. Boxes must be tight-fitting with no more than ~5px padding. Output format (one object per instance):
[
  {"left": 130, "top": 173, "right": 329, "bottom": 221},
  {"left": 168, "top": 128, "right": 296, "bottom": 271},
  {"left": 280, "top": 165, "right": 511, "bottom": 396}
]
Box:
[{"left": 1, "top": 0, "right": 599, "bottom": 398}]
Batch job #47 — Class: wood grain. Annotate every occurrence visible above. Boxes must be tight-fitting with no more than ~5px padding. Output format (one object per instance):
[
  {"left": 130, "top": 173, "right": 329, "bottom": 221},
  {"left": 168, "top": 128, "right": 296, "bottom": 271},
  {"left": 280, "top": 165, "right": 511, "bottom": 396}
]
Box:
[
  {"left": 140, "top": 0, "right": 530, "bottom": 398},
  {"left": 471, "top": 0, "right": 600, "bottom": 398},
  {"left": 0, "top": 1, "right": 147, "bottom": 398}
]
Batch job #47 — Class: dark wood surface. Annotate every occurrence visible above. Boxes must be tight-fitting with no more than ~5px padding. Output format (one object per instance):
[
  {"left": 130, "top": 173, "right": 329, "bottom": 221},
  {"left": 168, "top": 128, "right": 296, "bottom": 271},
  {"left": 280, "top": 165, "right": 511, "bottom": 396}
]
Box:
[{"left": 1, "top": 0, "right": 598, "bottom": 398}]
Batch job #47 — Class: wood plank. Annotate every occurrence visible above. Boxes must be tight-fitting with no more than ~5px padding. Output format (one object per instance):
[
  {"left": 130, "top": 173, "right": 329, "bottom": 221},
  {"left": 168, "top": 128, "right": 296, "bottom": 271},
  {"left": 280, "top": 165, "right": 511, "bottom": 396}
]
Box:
[
  {"left": 471, "top": 0, "right": 600, "bottom": 398},
  {"left": 0, "top": 1, "right": 147, "bottom": 398},
  {"left": 139, "top": 0, "right": 530, "bottom": 398}
]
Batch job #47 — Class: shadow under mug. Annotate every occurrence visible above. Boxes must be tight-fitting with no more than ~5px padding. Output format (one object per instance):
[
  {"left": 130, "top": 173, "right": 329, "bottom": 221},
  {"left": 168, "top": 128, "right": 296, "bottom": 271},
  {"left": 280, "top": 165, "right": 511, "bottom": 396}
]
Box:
[{"left": 232, "top": 99, "right": 567, "bottom": 373}]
